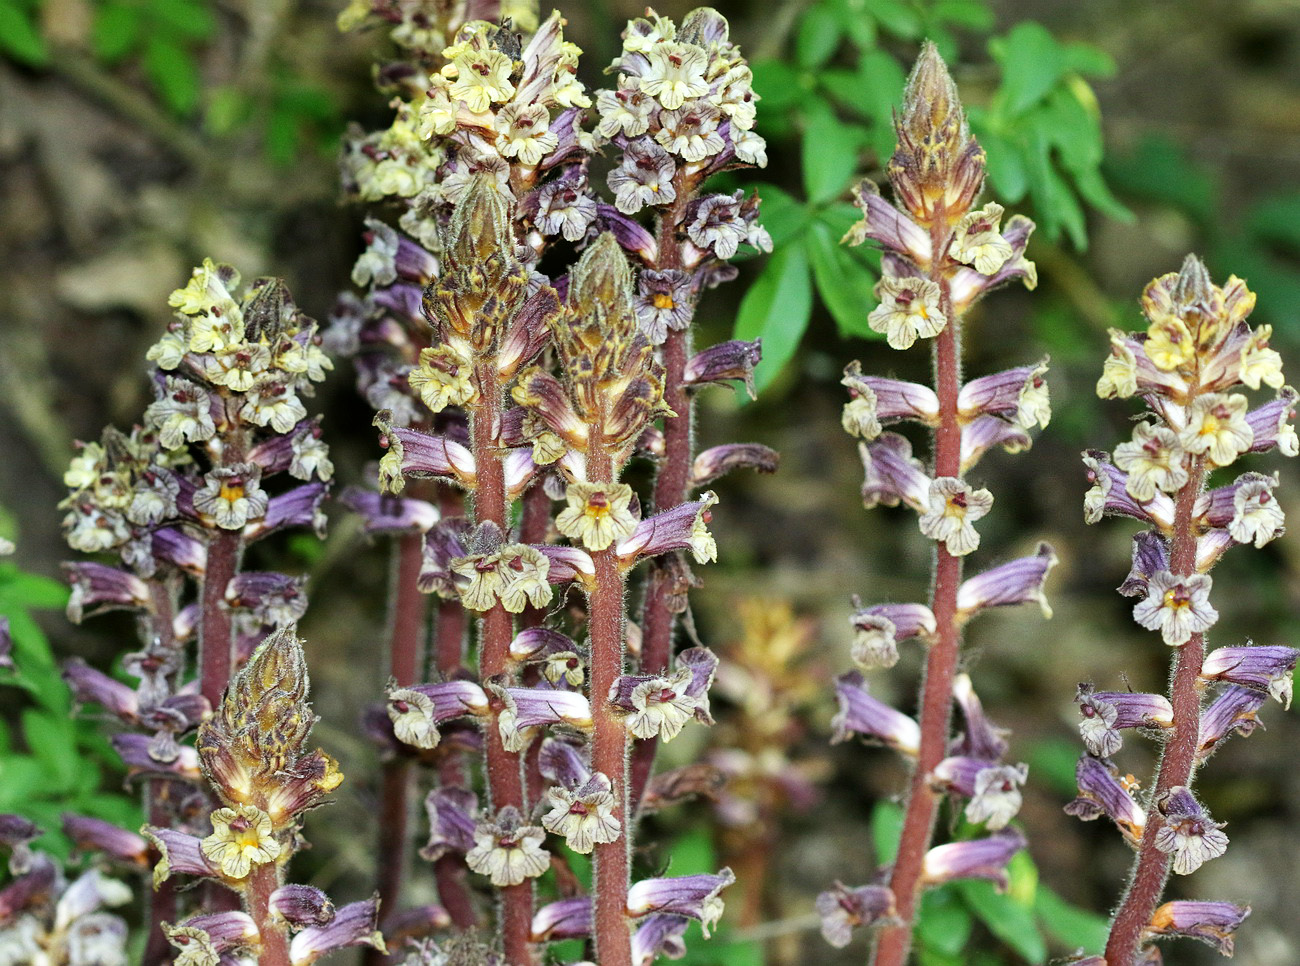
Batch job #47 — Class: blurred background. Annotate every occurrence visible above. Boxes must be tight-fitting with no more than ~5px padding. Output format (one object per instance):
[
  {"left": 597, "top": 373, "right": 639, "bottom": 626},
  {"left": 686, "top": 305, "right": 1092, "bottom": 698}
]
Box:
[{"left": 3, "top": 0, "right": 1300, "bottom": 963}]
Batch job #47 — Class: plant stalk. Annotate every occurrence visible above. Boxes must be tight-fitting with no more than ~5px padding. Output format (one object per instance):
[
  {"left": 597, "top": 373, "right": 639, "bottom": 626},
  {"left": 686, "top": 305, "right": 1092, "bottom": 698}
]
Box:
[
  {"left": 245, "top": 861, "right": 292, "bottom": 966},
  {"left": 1103, "top": 456, "right": 1207, "bottom": 966}
]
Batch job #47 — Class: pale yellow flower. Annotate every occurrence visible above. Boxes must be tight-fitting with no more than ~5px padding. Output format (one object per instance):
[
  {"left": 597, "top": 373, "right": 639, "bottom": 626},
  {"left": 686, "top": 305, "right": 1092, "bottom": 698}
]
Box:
[
  {"left": 556, "top": 482, "right": 638, "bottom": 551},
  {"left": 200, "top": 805, "right": 281, "bottom": 879},
  {"left": 950, "top": 203, "right": 1013, "bottom": 276}
]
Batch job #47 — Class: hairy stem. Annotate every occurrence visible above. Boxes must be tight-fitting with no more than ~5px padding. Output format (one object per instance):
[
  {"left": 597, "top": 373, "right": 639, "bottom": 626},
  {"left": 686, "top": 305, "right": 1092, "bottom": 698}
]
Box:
[
  {"left": 1104, "top": 457, "right": 1207, "bottom": 966},
  {"left": 143, "top": 580, "right": 180, "bottom": 966},
  {"left": 472, "top": 361, "right": 532, "bottom": 965},
  {"left": 587, "top": 445, "right": 633, "bottom": 966},
  {"left": 875, "top": 222, "right": 962, "bottom": 966},
  {"left": 245, "top": 861, "right": 292, "bottom": 966},
  {"left": 198, "top": 529, "right": 241, "bottom": 709}
]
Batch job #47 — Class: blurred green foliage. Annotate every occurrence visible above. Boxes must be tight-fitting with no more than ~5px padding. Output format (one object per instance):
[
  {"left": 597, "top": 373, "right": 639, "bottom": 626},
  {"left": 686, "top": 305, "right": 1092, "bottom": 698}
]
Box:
[
  {"left": 0, "top": 512, "right": 140, "bottom": 861},
  {"left": 738, "top": 0, "right": 1132, "bottom": 391},
  {"left": 0, "top": 0, "right": 341, "bottom": 165}
]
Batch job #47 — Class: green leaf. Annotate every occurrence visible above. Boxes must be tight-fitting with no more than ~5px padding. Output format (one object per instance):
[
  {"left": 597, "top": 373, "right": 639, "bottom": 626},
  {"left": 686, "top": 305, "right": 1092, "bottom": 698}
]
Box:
[
  {"left": 21, "top": 708, "right": 79, "bottom": 792},
  {"left": 827, "top": 0, "right": 877, "bottom": 48},
  {"left": 205, "top": 85, "right": 251, "bottom": 136},
  {"left": 807, "top": 219, "right": 880, "bottom": 338},
  {"left": 667, "top": 826, "right": 717, "bottom": 876},
  {"left": 865, "top": 0, "right": 923, "bottom": 38},
  {"left": 150, "top": 0, "right": 216, "bottom": 40},
  {"left": 956, "top": 854, "right": 1048, "bottom": 964},
  {"left": 870, "top": 800, "right": 905, "bottom": 865},
  {"left": 972, "top": 123, "right": 1029, "bottom": 203},
  {"left": 143, "top": 35, "right": 201, "bottom": 115},
  {"left": 796, "top": 4, "right": 843, "bottom": 69},
  {"left": 802, "top": 107, "right": 862, "bottom": 204},
  {"left": 990, "top": 21, "right": 1065, "bottom": 117},
  {"left": 734, "top": 243, "right": 813, "bottom": 393},
  {"left": 0, "top": 0, "right": 49, "bottom": 66},
  {"left": 1103, "top": 134, "right": 1217, "bottom": 223},
  {"left": 1035, "top": 887, "right": 1109, "bottom": 955},
  {"left": 933, "top": 0, "right": 995, "bottom": 31},
  {"left": 1062, "top": 41, "right": 1116, "bottom": 78},
  {"left": 0, "top": 565, "right": 69, "bottom": 609},
  {"left": 750, "top": 59, "right": 807, "bottom": 112},
  {"left": 91, "top": 2, "right": 141, "bottom": 62},
  {"left": 917, "top": 887, "right": 974, "bottom": 956},
  {"left": 857, "top": 50, "right": 906, "bottom": 162},
  {"left": 1025, "top": 737, "right": 1082, "bottom": 797},
  {"left": 752, "top": 182, "right": 814, "bottom": 247}
]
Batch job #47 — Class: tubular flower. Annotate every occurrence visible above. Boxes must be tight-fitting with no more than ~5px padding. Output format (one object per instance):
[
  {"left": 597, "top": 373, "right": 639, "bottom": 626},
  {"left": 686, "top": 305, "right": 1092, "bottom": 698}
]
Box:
[
  {"left": 556, "top": 482, "right": 639, "bottom": 551},
  {"left": 1132, "top": 570, "right": 1218, "bottom": 647},
  {"left": 200, "top": 805, "right": 281, "bottom": 879},
  {"left": 918, "top": 477, "right": 993, "bottom": 556},
  {"left": 867, "top": 276, "right": 946, "bottom": 350}
]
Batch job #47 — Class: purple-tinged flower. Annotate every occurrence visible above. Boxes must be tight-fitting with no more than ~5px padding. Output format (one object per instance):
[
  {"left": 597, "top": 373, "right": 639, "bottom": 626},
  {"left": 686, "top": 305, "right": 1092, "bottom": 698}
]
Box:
[
  {"left": 495, "top": 685, "right": 593, "bottom": 752},
  {"left": 627, "top": 868, "right": 735, "bottom": 936},
  {"left": 340, "top": 487, "right": 439, "bottom": 535},
  {"left": 685, "top": 191, "right": 748, "bottom": 260},
  {"left": 689, "top": 443, "right": 779, "bottom": 488},
  {"left": 535, "top": 179, "right": 598, "bottom": 242},
  {"left": 201, "top": 804, "right": 281, "bottom": 879},
  {"left": 1064, "top": 755, "right": 1146, "bottom": 846},
  {"left": 386, "top": 680, "right": 490, "bottom": 750},
  {"left": 1202, "top": 471, "right": 1285, "bottom": 549},
  {"left": 1201, "top": 645, "right": 1298, "bottom": 707},
  {"left": 931, "top": 757, "right": 1029, "bottom": 830},
  {"left": 510, "top": 627, "right": 579, "bottom": 664},
  {"left": 465, "top": 806, "right": 550, "bottom": 887},
  {"left": 1083, "top": 452, "right": 1175, "bottom": 528},
  {"left": 595, "top": 202, "right": 659, "bottom": 263},
  {"left": 842, "top": 180, "right": 933, "bottom": 266},
  {"left": 152, "top": 527, "right": 206, "bottom": 574},
  {"left": 417, "top": 518, "right": 470, "bottom": 596},
  {"left": 1197, "top": 685, "right": 1268, "bottom": 761},
  {"left": 1146, "top": 900, "right": 1250, "bottom": 956},
  {"left": 616, "top": 493, "right": 717, "bottom": 565},
  {"left": 682, "top": 338, "right": 761, "bottom": 398},
  {"left": 830, "top": 672, "right": 920, "bottom": 756},
  {"left": 956, "top": 543, "right": 1057, "bottom": 620},
  {"left": 0, "top": 617, "right": 10, "bottom": 671},
  {"left": 163, "top": 912, "right": 260, "bottom": 966},
  {"left": 128, "top": 468, "right": 181, "bottom": 527},
  {"left": 62, "top": 815, "right": 148, "bottom": 868},
  {"left": 815, "top": 882, "right": 897, "bottom": 948},
  {"left": 918, "top": 477, "right": 993, "bottom": 557},
  {"left": 141, "top": 826, "right": 219, "bottom": 887},
  {"left": 419, "top": 787, "right": 478, "bottom": 862},
  {"left": 541, "top": 772, "right": 622, "bottom": 854},
  {"left": 145, "top": 377, "right": 216, "bottom": 449},
  {"left": 531, "top": 896, "right": 593, "bottom": 942},
  {"left": 958, "top": 360, "right": 1050, "bottom": 430},
  {"left": 63, "top": 658, "right": 137, "bottom": 721},
  {"left": 610, "top": 669, "right": 700, "bottom": 742},
  {"left": 538, "top": 737, "right": 591, "bottom": 789},
  {"left": 655, "top": 100, "right": 725, "bottom": 162},
  {"left": 1114, "top": 423, "right": 1189, "bottom": 503},
  {"left": 676, "top": 646, "right": 719, "bottom": 724},
  {"left": 500, "top": 285, "right": 563, "bottom": 382},
  {"left": 948, "top": 215, "right": 1039, "bottom": 308},
  {"left": 269, "top": 884, "right": 335, "bottom": 927},
  {"left": 193, "top": 463, "right": 268, "bottom": 530},
  {"left": 1075, "top": 684, "right": 1174, "bottom": 757},
  {"left": 1153, "top": 786, "right": 1228, "bottom": 875},
  {"left": 631, "top": 914, "right": 690, "bottom": 966},
  {"left": 226, "top": 572, "right": 308, "bottom": 628},
  {"left": 63, "top": 562, "right": 150, "bottom": 624},
  {"left": 1244, "top": 386, "right": 1298, "bottom": 456},
  {"left": 634, "top": 268, "right": 693, "bottom": 345},
  {"left": 841, "top": 362, "right": 940, "bottom": 440},
  {"left": 112, "top": 733, "right": 200, "bottom": 781},
  {"left": 248, "top": 483, "right": 327, "bottom": 542},
  {"left": 1179, "top": 392, "right": 1253, "bottom": 467},
  {"left": 859, "top": 433, "right": 931, "bottom": 512},
  {"left": 950, "top": 203, "right": 1014, "bottom": 276},
  {"left": 536, "top": 545, "right": 596, "bottom": 588},
  {"left": 960, "top": 414, "right": 1031, "bottom": 472},
  {"left": 0, "top": 851, "right": 56, "bottom": 919},
  {"left": 609, "top": 138, "right": 677, "bottom": 215},
  {"left": 920, "top": 828, "right": 1026, "bottom": 890},
  {"left": 1118, "top": 531, "right": 1170, "bottom": 598},
  {"left": 289, "top": 897, "right": 386, "bottom": 966},
  {"left": 950, "top": 673, "right": 1009, "bottom": 760},
  {"left": 848, "top": 601, "right": 936, "bottom": 670},
  {"left": 868, "top": 275, "right": 946, "bottom": 350},
  {"left": 1133, "top": 570, "right": 1218, "bottom": 646},
  {"left": 376, "top": 416, "right": 476, "bottom": 493}
]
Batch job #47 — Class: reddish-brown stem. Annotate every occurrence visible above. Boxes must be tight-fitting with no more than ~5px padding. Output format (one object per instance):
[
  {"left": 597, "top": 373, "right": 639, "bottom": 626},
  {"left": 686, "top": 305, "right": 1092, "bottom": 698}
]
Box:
[
  {"left": 875, "top": 221, "right": 962, "bottom": 966},
  {"left": 198, "top": 529, "right": 240, "bottom": 709},
  {"left": 586, "top": 445, "right": 633, "bottom": 966},
  {"left": 368, "top": 526, "right": 430, "bottom": 964},
  {"left": 632, "top": 199, "right": 693, "bottom": 812},
  {"left": 245, "top": 861, "right": 292, "bottom": 966},
  {"left": 143, "top": 580, "right": 180, "bottom": 966},
  {"left": 472, "top": 361, "right": 532, "bottom": 966},
  {"left": 1104, "top": 457, "right": 1208, "bottom": 966}
]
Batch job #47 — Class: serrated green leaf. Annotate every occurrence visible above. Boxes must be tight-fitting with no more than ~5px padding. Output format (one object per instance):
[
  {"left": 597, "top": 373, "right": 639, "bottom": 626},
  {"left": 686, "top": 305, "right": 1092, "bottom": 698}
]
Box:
[
  {"left": 972, "top": 124, "right": 1029, "bottom": 203},
  {"left": 0, "top": 1, "right": 49, "bottom": 66},
  {"left": 990, "top": 21, "right": 1065, "bottom": 117},
  {"left": 797, "top": 4, "right": 843, "bottom": 69},
  {"left": 957, "top": 876, "right": 1047, "bottom": 964},
  {"left": 870, "top": 800, "right": 905, "bottom": 865},
  {"left": 918, "top": 887, "right": 974, "bottom": 956},
  {"left": 734, "top": 244, "right": 812, "bottom": 393},
  {"left": 1035, "top": 887, "right": 1109, "bottom": 954},
  {"left": 91, "top": 3, "right": 140, "bottom": 62},
  {"left": 933, "top": 0, "right": 995, "bottom": 31},
  {"left": 802, "top": 107, "right": 862, "bottom": 204},
  {"left": 807, "top": 219, "right": 880, "bottom": 338},
  {"left": 143, "top": 35, "right": 201, "bottom": 114}
]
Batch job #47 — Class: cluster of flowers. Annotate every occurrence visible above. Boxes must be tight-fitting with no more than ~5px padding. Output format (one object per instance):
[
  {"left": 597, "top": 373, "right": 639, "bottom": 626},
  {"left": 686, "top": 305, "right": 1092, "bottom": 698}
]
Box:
[
  {"left": 1070, "top": 256, "right": 1299, "bottom": 965},
  {"left": 327, "top": 5, "right": 773, "bottom": 964},
  {"left": 54, "top": 265, "right": 338, "bottom": 964},
  {"left": 815, "top": 45, "right": 1051, "bottom": 962}
]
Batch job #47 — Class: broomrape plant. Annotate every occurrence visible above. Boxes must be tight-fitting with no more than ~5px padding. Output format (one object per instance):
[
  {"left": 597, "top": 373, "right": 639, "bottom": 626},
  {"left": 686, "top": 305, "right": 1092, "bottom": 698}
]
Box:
[{"left": 815, "top": 44, "right": 1050, "bottom": 965}]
